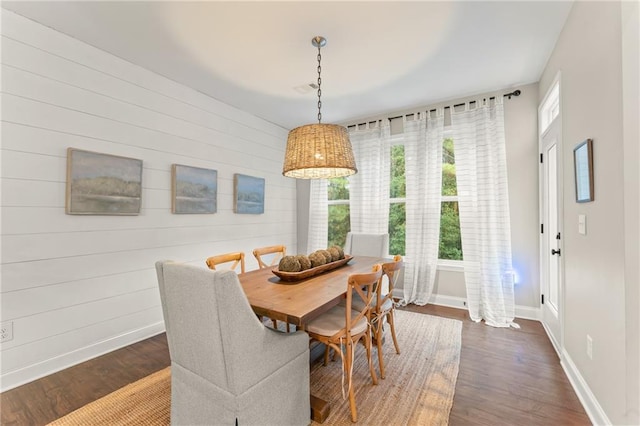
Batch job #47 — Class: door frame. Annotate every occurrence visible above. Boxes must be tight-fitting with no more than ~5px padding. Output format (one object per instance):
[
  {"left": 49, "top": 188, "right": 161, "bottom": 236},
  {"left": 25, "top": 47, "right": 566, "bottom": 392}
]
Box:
[{"left": 538, "top": 72, "right": 564, "bottom": 356}]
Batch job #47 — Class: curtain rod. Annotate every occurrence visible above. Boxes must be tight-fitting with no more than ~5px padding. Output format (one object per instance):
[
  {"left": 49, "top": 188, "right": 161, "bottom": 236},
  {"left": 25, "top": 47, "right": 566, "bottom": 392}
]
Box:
[{"left": 377, "top": 89, "right": 522, "bottom": 123}]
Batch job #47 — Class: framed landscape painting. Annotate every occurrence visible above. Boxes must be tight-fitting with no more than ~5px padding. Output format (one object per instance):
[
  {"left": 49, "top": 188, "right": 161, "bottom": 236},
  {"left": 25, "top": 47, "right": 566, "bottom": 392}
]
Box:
[
  {"left": 172, "top": 164, "right": 217, "bottom": 214},
  {"left": 234, "top": 174, "right": 265, "bottom": 214},
  {"left": 66, "top": 148, "right": 142, "bottom": 215}
]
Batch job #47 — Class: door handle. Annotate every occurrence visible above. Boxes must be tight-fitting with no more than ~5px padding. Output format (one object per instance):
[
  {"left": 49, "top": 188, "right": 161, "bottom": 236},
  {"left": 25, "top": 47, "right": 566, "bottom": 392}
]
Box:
[{"left": 551, "top": 249, "right": 561, "bottom": 256}]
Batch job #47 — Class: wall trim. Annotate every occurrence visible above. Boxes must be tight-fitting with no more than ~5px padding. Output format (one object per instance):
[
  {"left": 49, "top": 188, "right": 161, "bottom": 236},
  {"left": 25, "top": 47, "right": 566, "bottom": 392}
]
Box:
[
  {"left": 426, "top": 293, "right": 541, "bottom": 321},
  {"left": 561, "top": 348, "right": 612, "bottom": 426},
  {"left": 0, "top": 322, "right": 165, "bottom": 393}
]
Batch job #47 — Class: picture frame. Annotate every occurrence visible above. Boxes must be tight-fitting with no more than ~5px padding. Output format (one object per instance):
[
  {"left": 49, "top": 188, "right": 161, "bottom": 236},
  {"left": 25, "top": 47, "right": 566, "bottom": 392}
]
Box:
[
  {"left": 172, "top": 164, "right": 218, "bottom": 214},
  {"left": 66, "top": 148, "right": 142, "bottom": 215},
  {"left": 234, "top": 174, "right": 265, "bottom": 214},
  {"left": 573, "top": 138, "right": 594, "bottom": 203}
]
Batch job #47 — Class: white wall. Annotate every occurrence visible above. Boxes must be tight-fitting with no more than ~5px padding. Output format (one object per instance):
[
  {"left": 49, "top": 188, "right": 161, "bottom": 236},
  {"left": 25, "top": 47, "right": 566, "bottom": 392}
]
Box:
[
  {"left": 538, "top": 1, "right": 638, "bottom": 424},
  {"left": 297, "top": 83, "right": 542, "bottom": 314},
  {"left": 622, "top": 1, "right": 639, "bottom": 423},
  {"left": 0, "top": 10, "right": 296, "bottom": 391}
]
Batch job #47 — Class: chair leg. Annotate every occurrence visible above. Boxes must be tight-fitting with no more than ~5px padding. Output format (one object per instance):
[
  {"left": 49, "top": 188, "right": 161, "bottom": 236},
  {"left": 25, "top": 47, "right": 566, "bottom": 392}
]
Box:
[
  {"left": 388, "top": 310, "right": 400, "bottom": 354},
  {"left": 345, "top": 341, "right": 357, "bottom": 423},
  {"left": 271, "top": 319, "right": 278, "bottom": 329},
  {"left": 375, "top": 320, "right": 386, "bottom": 379},
  {"left": 364, "top": 331, "right": 378, "bottom": 386},
  {"left": 286, "top": 322, "right": 291, "bottom": 333}
]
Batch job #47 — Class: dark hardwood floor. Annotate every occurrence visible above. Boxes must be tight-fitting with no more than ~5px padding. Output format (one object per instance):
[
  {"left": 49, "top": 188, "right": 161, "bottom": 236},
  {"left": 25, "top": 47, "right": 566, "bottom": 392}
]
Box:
[{"left": 0, "top": 305, "right": 591, "bottom": 426}]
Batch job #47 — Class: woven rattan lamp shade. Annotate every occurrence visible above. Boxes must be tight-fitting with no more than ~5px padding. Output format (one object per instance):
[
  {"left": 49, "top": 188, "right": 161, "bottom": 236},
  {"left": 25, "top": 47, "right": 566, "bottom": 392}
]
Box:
[{"left": 283, "top": 123, "right": 357, "bottom": 179}]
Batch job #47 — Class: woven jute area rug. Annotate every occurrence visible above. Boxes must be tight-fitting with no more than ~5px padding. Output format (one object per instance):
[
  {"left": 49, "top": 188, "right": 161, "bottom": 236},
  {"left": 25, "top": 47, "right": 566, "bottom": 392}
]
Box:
[{"left": 49, "top": 310, "right": 462, "bottom": 426}]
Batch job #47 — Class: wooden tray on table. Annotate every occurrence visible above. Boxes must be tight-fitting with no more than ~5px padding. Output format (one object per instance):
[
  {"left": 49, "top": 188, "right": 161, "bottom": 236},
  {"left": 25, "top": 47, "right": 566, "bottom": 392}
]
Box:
[{"left": 272, "top": 255, "right": 353, "bottom": 282}]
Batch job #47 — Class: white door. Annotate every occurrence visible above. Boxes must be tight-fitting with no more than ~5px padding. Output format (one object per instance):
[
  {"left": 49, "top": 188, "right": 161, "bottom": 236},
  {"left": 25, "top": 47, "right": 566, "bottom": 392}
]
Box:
[{"left": 540, "top": 115, "right": 563, "bottom": 354}]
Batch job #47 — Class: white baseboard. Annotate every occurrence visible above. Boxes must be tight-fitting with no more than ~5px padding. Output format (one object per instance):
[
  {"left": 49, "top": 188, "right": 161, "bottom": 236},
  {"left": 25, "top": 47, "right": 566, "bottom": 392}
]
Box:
[
  {"left": 561, "top": 349, "right": 611, "bottom": 426},
  {"left": 540, "top": 319, "right": 562, "bottom": 357},
  {"left": 424, "top": 293, "right": 541, "bottom": 321},
  {"left": 0, "top": 322, "right": 165, "bottom": 392}
]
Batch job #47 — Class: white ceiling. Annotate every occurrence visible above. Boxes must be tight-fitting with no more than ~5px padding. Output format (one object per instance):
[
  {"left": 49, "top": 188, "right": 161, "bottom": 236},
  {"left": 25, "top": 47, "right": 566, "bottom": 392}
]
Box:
[{"left": 2, "top": 1, "right": 573, "bottom": 130}]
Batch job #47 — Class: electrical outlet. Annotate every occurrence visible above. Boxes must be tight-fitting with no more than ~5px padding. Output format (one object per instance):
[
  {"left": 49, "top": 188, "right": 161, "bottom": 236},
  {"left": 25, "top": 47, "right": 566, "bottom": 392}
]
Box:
[
  {"left": 586, "top": 334, "right": 593, "bottom": 360},
  {"left": 0, "top": 321, "right": 14, "bottom": 343}
]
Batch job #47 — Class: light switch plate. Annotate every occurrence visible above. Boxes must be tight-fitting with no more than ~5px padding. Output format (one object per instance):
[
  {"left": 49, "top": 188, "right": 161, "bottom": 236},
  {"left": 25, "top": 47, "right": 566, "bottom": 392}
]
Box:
[{"left": 578, "top": 214, "right": 586, "bottom": 235}]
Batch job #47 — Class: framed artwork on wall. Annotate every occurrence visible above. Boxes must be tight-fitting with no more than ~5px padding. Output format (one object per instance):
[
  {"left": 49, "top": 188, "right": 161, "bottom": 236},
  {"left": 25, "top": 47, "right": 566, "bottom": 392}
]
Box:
[
  {"left": 573, "top": 138, "right": 594, "bottom": 203},
  {"left": 234, "top": 174, "right": 265, "bottom": 214},
  {"left": 66, "top": 148, "right": 142, "bottom": 215},
  {"left": 172, "top": 164, "right": 217, "bottom": 214}
]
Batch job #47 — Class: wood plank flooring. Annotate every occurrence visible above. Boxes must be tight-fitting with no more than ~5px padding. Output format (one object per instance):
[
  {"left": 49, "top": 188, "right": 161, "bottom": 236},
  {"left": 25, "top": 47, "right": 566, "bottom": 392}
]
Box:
[{"left": 0, "top": 305, "right": 591, "bottom": 425}]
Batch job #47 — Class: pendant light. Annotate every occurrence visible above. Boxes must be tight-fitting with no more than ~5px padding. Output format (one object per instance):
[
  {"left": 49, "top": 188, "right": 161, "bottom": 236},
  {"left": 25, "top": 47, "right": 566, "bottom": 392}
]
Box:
[{"left": 282, "top": 36, "right": 357, "bottom": 179}]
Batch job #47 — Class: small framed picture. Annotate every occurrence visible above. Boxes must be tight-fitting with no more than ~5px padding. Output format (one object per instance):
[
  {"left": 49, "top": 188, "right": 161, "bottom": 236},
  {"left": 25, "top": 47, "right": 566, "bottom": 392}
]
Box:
[
  {"left": 573, "top": 139, "right": 594, "bottom": 203},
  {"left": 172, "top": 164, "right": 217, "bottom": 214},
  {"left": 66, "top": 148, "right": 142, "bottom": 215},
  {"left": 234, "top": 174, "right": 265, "bottom": 214}
]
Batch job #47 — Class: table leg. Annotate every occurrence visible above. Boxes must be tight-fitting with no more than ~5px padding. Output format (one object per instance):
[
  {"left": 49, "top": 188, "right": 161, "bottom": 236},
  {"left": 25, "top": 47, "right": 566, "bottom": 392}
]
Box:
[{"left": 310, "top": 395, "right": 330, "bottom": 423}]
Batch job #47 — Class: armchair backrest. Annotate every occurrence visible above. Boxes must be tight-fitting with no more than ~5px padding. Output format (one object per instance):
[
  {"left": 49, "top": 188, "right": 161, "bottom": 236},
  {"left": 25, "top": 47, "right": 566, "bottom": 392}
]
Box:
[
  {"left": 155, "top": 261, "right": 264, "bottom": 394},
  {"left": 344, "top": 232, "right": 389, "bottom": 257}
]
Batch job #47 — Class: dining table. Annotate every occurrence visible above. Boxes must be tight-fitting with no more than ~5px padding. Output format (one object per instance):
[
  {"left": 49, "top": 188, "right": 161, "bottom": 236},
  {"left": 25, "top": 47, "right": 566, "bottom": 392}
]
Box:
[{"left": 237, "top": 255, "right": 385, "bottom": 423}]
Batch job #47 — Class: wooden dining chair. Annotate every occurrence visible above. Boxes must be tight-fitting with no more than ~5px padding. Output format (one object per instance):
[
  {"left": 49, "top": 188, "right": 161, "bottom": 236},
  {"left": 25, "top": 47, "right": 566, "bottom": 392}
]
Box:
[
  {"left": 253, "top": 245, "right": 288, "bottom": 331},
  {"left": 253, "top": 245, "right": 286, "bottom": 269},
  {"left": 305, "top": 264, "right": 382, "bottom": 423},
  {"left": 205, "top": 252, "right": 245, "bottom": 273},
  {"left": 372, "top": 255, "right": 403, "bottom": 379}
]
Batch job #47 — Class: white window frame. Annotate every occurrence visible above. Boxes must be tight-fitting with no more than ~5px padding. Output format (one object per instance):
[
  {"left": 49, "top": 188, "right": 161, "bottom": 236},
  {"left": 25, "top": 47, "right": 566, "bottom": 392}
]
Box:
[{"left": 540, "top": 82, "right": 560, "bottom": 134}]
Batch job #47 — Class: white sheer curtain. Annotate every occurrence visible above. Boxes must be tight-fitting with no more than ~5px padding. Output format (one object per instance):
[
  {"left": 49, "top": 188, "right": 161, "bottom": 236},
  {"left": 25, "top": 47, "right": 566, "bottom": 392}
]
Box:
[
  {"left": 401, "top": 111, "right": 444, "bottom": 305},
  {"left": 349, "top": 122, "right": 391, "bottom": 235},
  {"left": 451, "top": 98, "right": 518, "bottom": 328},
  {"left": 307, "top": 179, "right": 328, "bottom": 252}
]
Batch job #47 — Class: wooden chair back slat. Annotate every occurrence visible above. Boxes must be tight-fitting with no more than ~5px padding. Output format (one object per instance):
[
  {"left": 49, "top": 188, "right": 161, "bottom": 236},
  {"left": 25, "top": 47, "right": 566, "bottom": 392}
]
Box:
[
  {"left": 378, "top": 255, "right": 403, "bottom": 309},
  {"left": 253, "top": 245, "right": 286, "bottom": 269},
  {"left": 345, "top": 265, "right": 383, "bottom": 338},
  {"left": 206, "top": 252, "right": 245, "bottom": 274}
]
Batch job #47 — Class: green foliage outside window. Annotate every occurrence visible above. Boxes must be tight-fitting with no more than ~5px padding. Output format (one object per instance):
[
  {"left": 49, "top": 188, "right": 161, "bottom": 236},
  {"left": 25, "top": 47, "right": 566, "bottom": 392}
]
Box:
[
  {"left": 389, "top": 145, "right": 406, "bottom": 256},
  {"left": 389, "top": 203, "right": 406, "bottom": 256},
  {"left": 328, "top": 177, "right": 349, "bottom": 201},
  {"left": 442, "top": 138, "right": 457, "bottom": 196},
  {"left": 328, "top": 177, "right": 350, "bottom": 247},
  {"left": 328, "top": 204, "right": 350, "bottom": 247},
  {"left": 439, "top": 138, "right": 463, "bottom": 260},
  {"left": 439, "top": 202, "right": 462, "bottom": 260}
]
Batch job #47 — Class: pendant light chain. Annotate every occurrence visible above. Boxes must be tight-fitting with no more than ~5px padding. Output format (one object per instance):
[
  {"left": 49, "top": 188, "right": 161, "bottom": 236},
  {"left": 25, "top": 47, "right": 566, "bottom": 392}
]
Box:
[{"left": 317, "top": 42, "right": 322, "bottom": 124}]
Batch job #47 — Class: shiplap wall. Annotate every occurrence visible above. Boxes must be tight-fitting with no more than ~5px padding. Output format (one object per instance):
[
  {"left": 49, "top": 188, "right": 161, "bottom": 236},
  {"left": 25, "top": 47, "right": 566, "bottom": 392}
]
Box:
[{"left": 0, "top": 10, "right": 296, "bottom": 391}]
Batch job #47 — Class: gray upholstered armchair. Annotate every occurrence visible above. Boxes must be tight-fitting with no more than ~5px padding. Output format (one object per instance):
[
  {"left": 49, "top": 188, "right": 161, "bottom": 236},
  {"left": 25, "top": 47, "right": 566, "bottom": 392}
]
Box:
[{"left": 155, "top": 261, "right": 310, "bottom": 426}]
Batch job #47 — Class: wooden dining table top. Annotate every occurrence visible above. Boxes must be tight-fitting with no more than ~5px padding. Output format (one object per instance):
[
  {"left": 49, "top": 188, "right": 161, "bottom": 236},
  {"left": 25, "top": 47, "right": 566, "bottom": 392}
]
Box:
[{"left": 238, "top": 256, "right": 384, "bottom": 327}]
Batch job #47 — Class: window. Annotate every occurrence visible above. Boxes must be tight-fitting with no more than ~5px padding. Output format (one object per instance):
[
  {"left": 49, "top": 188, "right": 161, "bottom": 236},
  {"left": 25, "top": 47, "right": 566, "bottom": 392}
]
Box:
[
  {"left": 439, "top": 138, "right": 463, "bottom": 261},
  {"left": 326, "top": 137, "right": 463, "bottom": 262},
  {"left": 540, "top": 81, "right": 560, "bottom": 134}
]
